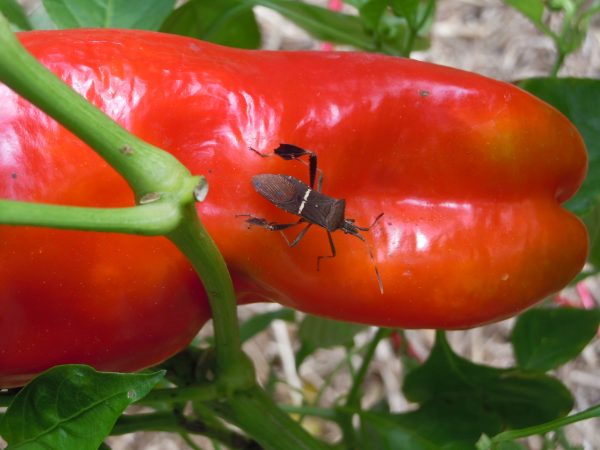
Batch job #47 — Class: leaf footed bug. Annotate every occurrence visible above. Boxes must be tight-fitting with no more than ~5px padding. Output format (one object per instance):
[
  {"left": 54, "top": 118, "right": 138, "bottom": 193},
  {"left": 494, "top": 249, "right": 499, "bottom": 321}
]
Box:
[{"left": 241, "top": 144, "right": 384, "bottom": 293}]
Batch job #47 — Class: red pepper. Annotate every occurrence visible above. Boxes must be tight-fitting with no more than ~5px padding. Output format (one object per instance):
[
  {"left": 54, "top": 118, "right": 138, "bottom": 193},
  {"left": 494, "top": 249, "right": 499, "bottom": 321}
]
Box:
[{"left": 0, "top": 30, "right": 588, "bottom": 386}]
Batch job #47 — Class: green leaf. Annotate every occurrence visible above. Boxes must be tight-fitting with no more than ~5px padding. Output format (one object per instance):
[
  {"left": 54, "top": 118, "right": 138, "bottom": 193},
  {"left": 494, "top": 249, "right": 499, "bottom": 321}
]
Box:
[
  {"left": 382, "top": 0, "right": 435, "bottom": 55},
  {"left": 298, "top": 315, "right": 366, "bottom": 348},
  {"left": 296, "top": 315, "right": 366, "bottom": 366},
  {"left": 477, "top": 435, "right": 527, "bottom": 450},
  {"left": 240, "top": 308, "right": 296, "bottom": 342},
  {"left": 0, "top": 0, "right": 32, "bottom": 30},
  {"left": 505, "top": 0, "right": 545, "bottom": 24},
  {"left": 390, "top": 0, "right": 419, "bottom": 26},
  {"left": 519, "top": 78, "right": 600, "bottom": 215},
  {"left": 154, "top": 346, "right": 208, "bottom": 386},
  {"left": 41, "top": 0, "right": 175, "bottom": 30},
  {"left": 360, "top": 398, "right": 503, "bottom": 450},
  {"left": 403, "top": 332, "right": 573, "bottom": 430},
  {"left": 583, "top": 203, "right": 600, "bottom": 269},
  {"left": 358, "top": 411, "right": 440, "bottom": 450},
  {"left": 358, "top": 0, "right": 388, "bottom": 31},
  {"left": 519, "top": 78, "right": 600, "bottom": 267},
  {"left": 160, "top": 0, "right": 260, "bottom": 49},
  {"left": 512, "top": 307, "right": 600, "bottom": 371},
  {"left": 547, "top": 0, "right": 572, "bottom": 12},
  {"left": 254, "top": 0, "right": 377, "bottom": 51},
  {"left": 0, "top": 365, "right": 163, "bottom": 450}
]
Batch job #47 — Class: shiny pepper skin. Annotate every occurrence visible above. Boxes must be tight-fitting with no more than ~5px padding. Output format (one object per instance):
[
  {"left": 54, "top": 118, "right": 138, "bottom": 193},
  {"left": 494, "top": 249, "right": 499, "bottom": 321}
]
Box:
[{"left": 0, "top": 30, "right": 588, "bottom": 386}]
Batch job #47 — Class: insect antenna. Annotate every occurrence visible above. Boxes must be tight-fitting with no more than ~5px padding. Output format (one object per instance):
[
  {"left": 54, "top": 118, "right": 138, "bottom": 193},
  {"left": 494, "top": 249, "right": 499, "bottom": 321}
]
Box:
[
  {"left": 364, "top": 238, "right": 384, "bottom": 294},
  {"left": 344, "top": 213, "right": 385, "bottom": 294},
  {"left": 249, "top": 145, "right": 323, "bottom": 190},
  {"left": 356, "top": 212, "right": 384, "bottom": 231},
  {"left": 365, "top": 213, "right": 384, "bottom": 293}
]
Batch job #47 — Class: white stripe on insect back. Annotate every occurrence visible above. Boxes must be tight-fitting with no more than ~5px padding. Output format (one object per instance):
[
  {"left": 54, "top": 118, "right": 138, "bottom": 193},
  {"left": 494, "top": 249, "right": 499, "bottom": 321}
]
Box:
[{"left": 298, "top": 188, "right": 312, "bottom": 214}]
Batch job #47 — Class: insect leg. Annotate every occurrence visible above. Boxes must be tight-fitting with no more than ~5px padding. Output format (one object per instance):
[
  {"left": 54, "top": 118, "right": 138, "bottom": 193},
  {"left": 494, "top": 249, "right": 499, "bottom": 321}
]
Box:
[
  {"left": 315, "top": 162, "right": 324, "bottom": 193},
  {"left": 275, "top": 144, "right": 319, "bottom": 188},
  {"left": 248, "top": 147, "right": 272, "bottom": 158},
  {"left": 363, "top": 239, "right": 384, "bottom": 294},
  {"left": 284, "top": 148, "right": 323, "bottom": 192},
  {"left": 347, "top": 227, "right": 384, "bottom": 294},
  {"left": 316, "top": 230, "right": 337, "bottom": 271},
  {"left": 298, "top": 151, "right": 323, "bottom": 191},
  {"left": 287, "top": 223, "right": 313, "bottom": 247},
  {"left": 238, "top": 215, "right": 314, "bottom": 249},
  {"left": 237, "top": 214, "right": 304, "bottom": 232},
  {"left": 355, "top": 212, "right": 384, "bottom": 231},
  {"left": 249, "top": 144, "right": 323, "bottom": 190}
]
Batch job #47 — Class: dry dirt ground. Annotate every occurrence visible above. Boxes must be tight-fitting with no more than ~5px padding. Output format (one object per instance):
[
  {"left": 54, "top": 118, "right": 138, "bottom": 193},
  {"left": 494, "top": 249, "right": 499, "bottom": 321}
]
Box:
[{"left": 11, "top": 1, "right": 600, "bottom": 449}]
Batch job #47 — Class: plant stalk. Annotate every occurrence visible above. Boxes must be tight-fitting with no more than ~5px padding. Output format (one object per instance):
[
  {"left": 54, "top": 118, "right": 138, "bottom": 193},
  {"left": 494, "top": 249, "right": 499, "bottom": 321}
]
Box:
[
  {"left": 215, "top": 385, "right": 331, "bottom": 450},
  {"left": 0, "top": 200, "right": 180, "bottom": 235},
  {"left": 0, "top": 15, "right": 188, "bottom": 197}
]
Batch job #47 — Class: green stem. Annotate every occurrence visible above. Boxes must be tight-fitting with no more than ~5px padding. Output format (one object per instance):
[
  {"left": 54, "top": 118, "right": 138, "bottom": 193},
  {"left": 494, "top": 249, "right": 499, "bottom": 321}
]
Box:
[
  {"left": 0, "top": 14, "right": 188, "bottom": 197},
  {"left": 112, "top": 412, "right": 257, "bottom": 449},
  {"left": 556, "top": 428, "right": 576, "bottom": 450},
  {"left": 168, "top": 208, "right": 254, "bottom": 391},
  {"left": 111, "top": 412, "right": 180, "bottom": 435},
  {"left": 215, "top": 385, "right": 330, "bottom": 450},
  {"left": 550, "top": 50, "right": 566, "bottom": 77},
  {"left": 281, "top": 405, "right": 339, "bottom": 421},
  {"left": 488, "top": 404, "right": 600, "bottom": 444},
  {"left": 178, "top": 433, "right": 203, "bottom": 450},
  {"left": 346, "top": 328, "right": 390, "bottom": 408},
  {"left": 403, "top": 29, "right": 417, "bottom": 58},
  {"left": 340, "top": 327, "right": 391, "bottom": 449},
  {"left": 416, "top": 0, "right": 436, "bottom": 31},
  {"left": 140, "top": 384, "right": 221, "bottom": 405},
  {"left": 0, "top": 199, "right": 180, "bottom": 235},
  {"left": 301, "top": 342, "right": 364, "bottom": 424}
]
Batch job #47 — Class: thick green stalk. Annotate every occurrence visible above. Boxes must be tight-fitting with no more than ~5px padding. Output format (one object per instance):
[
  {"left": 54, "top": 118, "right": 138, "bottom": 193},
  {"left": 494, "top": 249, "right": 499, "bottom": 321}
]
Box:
[
  {"left": 112, "top": 412, "right": 258, "bottom": 449},
  {"left": 215, "top": 385, "right": 331, "bottom": 450},
  {"left": 339, "top": 327, "right": 391, "bottom": 449},
  {"left": 141, "top": 384, "right": 221, "bottom": 405},
  {"left": 0, "top": 16, "right": 188, "bottom": 197},
  {"left": 346, "top": 328, "right": 391, "bottom": 408},
  {"left": 0, "top": 199, "right": 180, "bottom": 235},
  {"left": 281, "top": 405, "right": 338, "bottom": 420},
  {"left": 111, "top": 412, "right": 180, "bottom": 435},
  {"left": 168, "top": 207, "right": 253, "bottom": 390},
  {"left": 550, "top": 49, "right": 566, "bottom": 77}
]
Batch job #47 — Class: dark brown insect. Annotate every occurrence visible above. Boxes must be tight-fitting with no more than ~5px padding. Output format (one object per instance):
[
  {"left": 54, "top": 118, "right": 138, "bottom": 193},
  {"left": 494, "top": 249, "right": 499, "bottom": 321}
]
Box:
[{"left": 241, "top": 144, "right": 384, "bottom": 293}]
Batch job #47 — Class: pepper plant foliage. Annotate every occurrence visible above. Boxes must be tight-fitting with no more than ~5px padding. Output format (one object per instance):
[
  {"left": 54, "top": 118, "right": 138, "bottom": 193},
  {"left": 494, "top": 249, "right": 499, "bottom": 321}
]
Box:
[{"left": 0, "top": 1, "right": 600, "bottom": 449}]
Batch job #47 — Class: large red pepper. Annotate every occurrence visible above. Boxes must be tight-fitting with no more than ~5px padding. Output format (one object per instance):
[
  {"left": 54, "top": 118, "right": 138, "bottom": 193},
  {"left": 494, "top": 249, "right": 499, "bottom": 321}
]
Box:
[{"left": 0, "top": 30, "right": 587, "bottom": 386}]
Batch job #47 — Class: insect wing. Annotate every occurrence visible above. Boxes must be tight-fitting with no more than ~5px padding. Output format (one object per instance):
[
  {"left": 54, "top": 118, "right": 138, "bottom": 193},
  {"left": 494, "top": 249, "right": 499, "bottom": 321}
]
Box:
[{"left": 252, "top": 174, "right": 308, "bottom": 215}]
